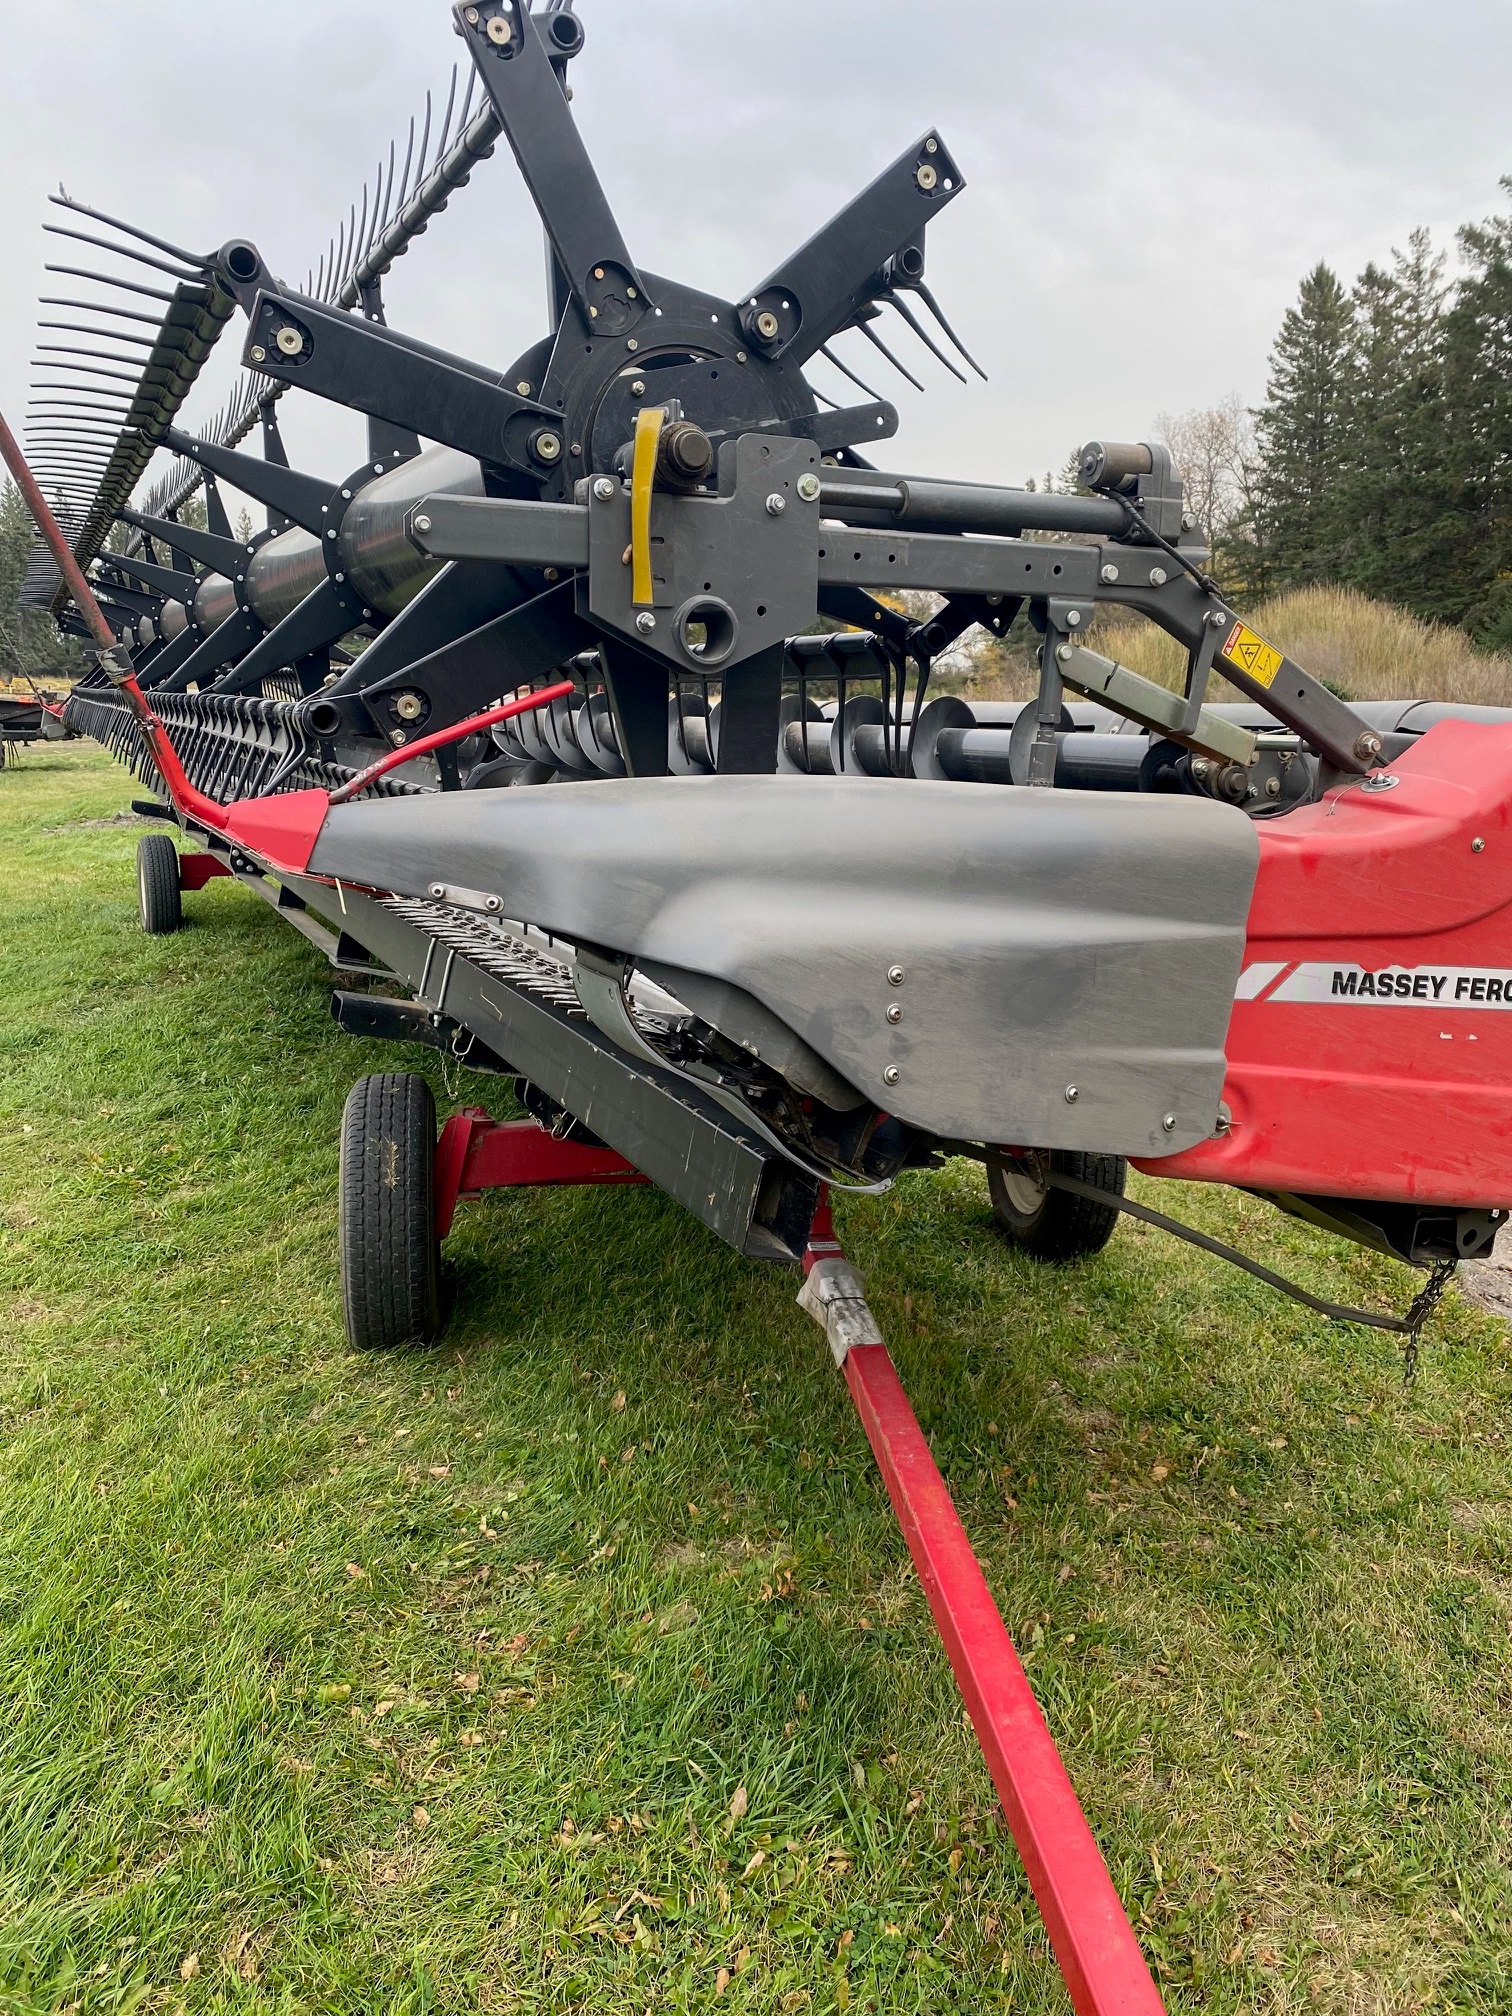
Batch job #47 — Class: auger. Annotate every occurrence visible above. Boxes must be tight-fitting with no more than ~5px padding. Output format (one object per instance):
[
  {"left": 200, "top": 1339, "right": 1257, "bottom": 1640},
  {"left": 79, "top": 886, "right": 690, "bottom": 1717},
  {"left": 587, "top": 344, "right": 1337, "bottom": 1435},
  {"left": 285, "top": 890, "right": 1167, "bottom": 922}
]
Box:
[{"left": 10, "top": 6, "right": 1512, "bottom": 2007}]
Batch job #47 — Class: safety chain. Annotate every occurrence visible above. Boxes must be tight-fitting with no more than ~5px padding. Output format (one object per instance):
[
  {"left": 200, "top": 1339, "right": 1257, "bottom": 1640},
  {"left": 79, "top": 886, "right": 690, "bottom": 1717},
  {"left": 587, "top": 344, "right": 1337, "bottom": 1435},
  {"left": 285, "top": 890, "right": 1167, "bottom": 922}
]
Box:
[{"left": 1400, "top": 1257, "right": 1459, "bottom": 1386}]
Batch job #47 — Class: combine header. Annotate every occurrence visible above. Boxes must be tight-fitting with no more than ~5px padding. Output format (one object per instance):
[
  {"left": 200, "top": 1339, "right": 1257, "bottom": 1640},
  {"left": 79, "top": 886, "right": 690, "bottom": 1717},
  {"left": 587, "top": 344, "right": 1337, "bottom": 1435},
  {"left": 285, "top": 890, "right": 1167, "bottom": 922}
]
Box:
[{"left": 8, "top": 5, "right": 1510, "bottom": 2005}]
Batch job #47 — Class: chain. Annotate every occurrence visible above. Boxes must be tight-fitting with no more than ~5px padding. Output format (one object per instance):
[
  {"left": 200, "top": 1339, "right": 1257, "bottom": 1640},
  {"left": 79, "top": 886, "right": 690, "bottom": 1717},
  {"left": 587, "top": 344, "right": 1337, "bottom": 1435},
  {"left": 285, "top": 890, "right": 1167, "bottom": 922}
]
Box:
[{"left": 1400, "top": 1258, "right": 1458, "bottom": 1386}]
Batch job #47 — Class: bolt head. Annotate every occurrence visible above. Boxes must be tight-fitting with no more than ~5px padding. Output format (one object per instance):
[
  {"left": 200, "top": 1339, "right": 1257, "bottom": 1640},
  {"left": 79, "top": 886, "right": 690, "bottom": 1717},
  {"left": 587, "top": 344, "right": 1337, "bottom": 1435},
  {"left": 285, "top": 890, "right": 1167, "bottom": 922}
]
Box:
[
  {"left": 765, "top": 492, "right": 786, "bottom": 517},
  {"left": 630, "top": 378, "right": 646, "bottom": 397},
  {"left": 390, "top": 729, "right": 407, "bottom": 747},
  {"left": 626, "top": 338, "right": 639, "bottom": 352},
  {"left": 1354, "top": 731, "right": 1383, "bottom": 761},
  {"left": 1162, "top": 1113, "right": 1177, "bottom": 1131},
  {"left": 1148, "top": 566, "right": 1168, "bottom": 586},
  {"left": 1056, "top": 643, "right": 1074, "bottom": 663},
  {"left": 915, "top": 163, "right": 939, "bottom": 191},
  {"left": 1065, "top": 1085, "right": 1079, "bottom": 1103},
  {"left": 883, "top": 1065, "right": 901, "bottom": 1087},
  {"left": 1065, "top": 609, "right": 1082, "bottom": 627},
  {"left": 274, "top": 325, "right": 303, "bottom": 357},
  {"left": 464, "top": 5, "right": 479, "bottom": 19},
  {"left": 485, "top": 13, "right": 512, "bottom": 44},
  {"left": 1265, "top": 775, "right": 1281, "bottom": 797},
  {"left": 533, "top": 431, "right": 563, "bottom": 463},
  {"left": 887, "top": 964, "right": 905, "bottom": 986},
  {"left": 885, "top": 1003, "right": 903, "bottom": 1025},
  {"left": 925, "top": 136, "right": 939, "bottom": 154},
  {"left": 1182, "top": 512, "right": 1198, "bottom": 531},
  {"left": 1473, "top": 837, "right": 1487, "bottom": 853},
  {"left": 796, "top": 472, "right": 821, "bottom": 503},
  {"left": 635, "top": 611, "right": 657, "bottom": 634},
  {"left": 413, "top": 514, "right": 433, "bottom": 534},
  {"left": 755, "top": 311, "right": 780, "bottom": 341},
  {"left": 248, "top": 344, "right": 267, "bottom": 364},
  {"left": 1100, "top": 563, "right": 1119, "bottom": 583},
  {"left": 394, "top": 691, "right": 423, "bottom": 722},
  {"left": 516, "top": 380, "right": 531, "bottom": 396},
  {"left": 593, "top": 477, "right": 617, "bottom": 502}
]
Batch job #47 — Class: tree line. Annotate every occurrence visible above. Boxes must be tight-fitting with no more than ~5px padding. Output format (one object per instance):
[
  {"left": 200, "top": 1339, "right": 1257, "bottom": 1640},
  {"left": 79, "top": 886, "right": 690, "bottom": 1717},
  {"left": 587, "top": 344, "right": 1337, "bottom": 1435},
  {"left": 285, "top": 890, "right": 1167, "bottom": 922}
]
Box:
[{"left": 1165, "top": 179, "right": 1512, "bottom": 647}]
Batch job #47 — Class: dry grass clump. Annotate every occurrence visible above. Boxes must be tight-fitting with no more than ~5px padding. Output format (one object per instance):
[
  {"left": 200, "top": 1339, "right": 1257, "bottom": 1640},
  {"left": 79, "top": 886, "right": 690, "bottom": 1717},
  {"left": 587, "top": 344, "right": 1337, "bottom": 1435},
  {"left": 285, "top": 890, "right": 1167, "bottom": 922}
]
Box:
[{"left": 1093, "top": 585, "right": 1512, "bottom": 706}]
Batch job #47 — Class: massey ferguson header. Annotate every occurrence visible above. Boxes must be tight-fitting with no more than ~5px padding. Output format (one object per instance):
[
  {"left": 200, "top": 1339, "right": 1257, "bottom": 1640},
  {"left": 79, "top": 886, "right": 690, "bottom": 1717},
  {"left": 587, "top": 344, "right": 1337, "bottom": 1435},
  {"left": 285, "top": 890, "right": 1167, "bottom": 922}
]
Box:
[{"left": 6, "top": 7, "right": 1509, "bottom": 2007}]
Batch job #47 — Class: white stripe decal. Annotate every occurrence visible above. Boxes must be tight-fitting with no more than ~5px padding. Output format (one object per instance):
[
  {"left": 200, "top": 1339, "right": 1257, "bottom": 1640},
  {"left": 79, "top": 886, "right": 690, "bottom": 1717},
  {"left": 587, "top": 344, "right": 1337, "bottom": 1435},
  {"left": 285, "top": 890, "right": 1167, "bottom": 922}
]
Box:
[{"left": 1235, "top": 960, "right": 1288, "bottom": 1000}]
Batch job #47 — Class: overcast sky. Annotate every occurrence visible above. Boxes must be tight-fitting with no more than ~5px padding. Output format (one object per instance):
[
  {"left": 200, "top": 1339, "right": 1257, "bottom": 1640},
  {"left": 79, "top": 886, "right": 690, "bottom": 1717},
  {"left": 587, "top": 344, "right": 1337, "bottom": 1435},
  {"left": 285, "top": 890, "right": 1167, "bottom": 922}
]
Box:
[{"left": 3, "top": 0, "right": 1511, "bottom": 523}]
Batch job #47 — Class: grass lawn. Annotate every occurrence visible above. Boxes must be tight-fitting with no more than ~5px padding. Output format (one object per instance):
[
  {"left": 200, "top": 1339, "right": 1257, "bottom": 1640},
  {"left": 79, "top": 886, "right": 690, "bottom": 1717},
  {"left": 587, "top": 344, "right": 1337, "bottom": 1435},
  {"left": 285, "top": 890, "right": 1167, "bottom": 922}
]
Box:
[{"left": 2, "top": 743, "right": 1512, "bottom": 2016}]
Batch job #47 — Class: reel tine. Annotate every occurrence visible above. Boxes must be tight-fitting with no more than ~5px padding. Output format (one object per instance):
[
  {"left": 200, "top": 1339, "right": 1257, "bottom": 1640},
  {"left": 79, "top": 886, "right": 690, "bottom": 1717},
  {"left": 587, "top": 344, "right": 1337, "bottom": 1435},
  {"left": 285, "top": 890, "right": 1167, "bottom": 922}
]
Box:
[
  {"left": 36, "top": 343, "right": 150, "bottom": 368},
  {"left": 377, "top": 138, "right": 398, "bottom": 237},
  {"left": 436, "top": 65, "right": 459, "bottom": 161},
  {"left": 39, "top": 295, "right": 163, "bottom": 327},
  {"left": 855, "top": 315, "right": 925, "bottom": 393},
  {"left": 353, "top": 180, "right": 370, "bottom": 278},
  {"left": 44, "top": 265, "right": 176, "bottom": 303},
  {"left": 911, "top": 277, "right": 988, "bottom": 381},
  {"left": 886, "top": 292, "right": 966, "bottom": 385},
  {"left": 397, "top": 115, "right": 417, "bottom": 215},
  {"left": 817, "top": 342, "right": 884, "bottom": 404},
  {"left": 46, "top": 193, "right": 207, "bottom": 268},
  {"left": 417, "top": 88, "right": 434, "bottom": 187},
  {"left": 42, "top": 223, "right": 204, "bottom": 284},
  {"left": 38, "top": 322, "right": 155, "bottom": 347}
]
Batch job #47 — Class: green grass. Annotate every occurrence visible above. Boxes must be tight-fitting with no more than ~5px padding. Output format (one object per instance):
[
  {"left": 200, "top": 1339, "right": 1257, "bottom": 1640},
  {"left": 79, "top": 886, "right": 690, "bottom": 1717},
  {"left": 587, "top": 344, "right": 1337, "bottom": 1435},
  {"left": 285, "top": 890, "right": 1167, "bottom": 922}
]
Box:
[{"left": 3, "top": 745, "right": 1512, "bottom": 2015}]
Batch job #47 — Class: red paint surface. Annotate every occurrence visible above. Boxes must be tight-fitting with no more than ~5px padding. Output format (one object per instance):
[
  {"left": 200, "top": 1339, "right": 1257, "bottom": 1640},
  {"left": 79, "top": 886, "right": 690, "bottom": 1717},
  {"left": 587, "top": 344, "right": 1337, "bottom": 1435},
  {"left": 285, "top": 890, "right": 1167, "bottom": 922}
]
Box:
[
  {"left": 1140, "top": 721, "right": 1512, "bottom": 1206},
  {"left": 802, "top": 1198, "right": 1165, "bottom": 2015},
  {"left": 177, "top": 853, "right": 233, "bottom": 891},
  {"left": 433, "top": 1111, "right": 644, "bottom": 1239}
]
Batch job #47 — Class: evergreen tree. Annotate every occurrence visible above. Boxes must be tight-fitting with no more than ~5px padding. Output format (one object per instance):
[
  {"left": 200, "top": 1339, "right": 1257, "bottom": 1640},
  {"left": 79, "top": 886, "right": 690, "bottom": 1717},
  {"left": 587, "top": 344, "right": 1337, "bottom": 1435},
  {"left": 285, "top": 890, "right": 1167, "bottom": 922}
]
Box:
[
  {"left": 1253, "top": 263, "right": 1355, "bottom": 587},
  {"left": 1442, "top": 183, "right": 1512, "bottom": 646},
  {"left": 1335, "top": 231, "right": 1458, "bottom": 615}
]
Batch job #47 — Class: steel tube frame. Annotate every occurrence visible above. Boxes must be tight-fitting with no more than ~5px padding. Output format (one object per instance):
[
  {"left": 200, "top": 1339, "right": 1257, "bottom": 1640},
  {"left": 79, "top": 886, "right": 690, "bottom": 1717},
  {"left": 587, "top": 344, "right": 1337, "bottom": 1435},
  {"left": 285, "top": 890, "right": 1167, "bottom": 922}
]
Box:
[{"left": 802, "top": 1199, "right": 1167, "bottom": 2015}]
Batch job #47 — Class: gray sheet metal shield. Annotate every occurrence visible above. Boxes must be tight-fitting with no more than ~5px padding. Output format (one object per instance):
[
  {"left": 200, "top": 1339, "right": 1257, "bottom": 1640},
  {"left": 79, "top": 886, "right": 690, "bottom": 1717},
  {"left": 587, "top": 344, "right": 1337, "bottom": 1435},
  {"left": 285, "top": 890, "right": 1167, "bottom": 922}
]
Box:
[{"left": 309, "top": 776, "right": 1259, "bottom": 1154}]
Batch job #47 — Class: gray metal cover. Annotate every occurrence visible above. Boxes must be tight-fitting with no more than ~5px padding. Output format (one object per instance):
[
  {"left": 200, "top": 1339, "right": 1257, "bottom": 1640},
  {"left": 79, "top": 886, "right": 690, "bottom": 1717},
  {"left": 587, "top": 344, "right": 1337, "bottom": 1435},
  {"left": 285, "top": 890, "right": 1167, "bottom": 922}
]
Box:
[{"left": 310, "top": 776, "right": 1258, "bottom": 1154}]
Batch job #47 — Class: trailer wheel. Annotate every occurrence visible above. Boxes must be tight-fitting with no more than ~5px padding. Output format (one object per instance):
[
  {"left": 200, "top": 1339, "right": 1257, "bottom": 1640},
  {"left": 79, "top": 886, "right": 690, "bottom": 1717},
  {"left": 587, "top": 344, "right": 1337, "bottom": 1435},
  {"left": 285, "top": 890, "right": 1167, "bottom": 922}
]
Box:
[
  {"left": 339, "top": 1073, "right": 442, "bottom": 1350},
  {"left": 985, "top": 1148, "right": 1125, "bottom": 1262},
  {"left": 136, "top": 832, "right": 182, "bottom": 935}
]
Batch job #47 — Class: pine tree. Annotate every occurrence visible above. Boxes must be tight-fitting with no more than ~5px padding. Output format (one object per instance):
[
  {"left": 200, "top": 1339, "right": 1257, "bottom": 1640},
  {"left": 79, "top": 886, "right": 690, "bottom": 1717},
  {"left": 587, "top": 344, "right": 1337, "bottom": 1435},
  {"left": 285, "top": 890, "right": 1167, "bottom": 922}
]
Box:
[
  {"left": 1442, "top": 183, "right": 1512, "bottom": 645},
  {"left": 1253, "top": 264, "right": 1355, "bottom": 587},
  {"left": 1335, "top": 231, "right": 1458, "bottom": 614}
]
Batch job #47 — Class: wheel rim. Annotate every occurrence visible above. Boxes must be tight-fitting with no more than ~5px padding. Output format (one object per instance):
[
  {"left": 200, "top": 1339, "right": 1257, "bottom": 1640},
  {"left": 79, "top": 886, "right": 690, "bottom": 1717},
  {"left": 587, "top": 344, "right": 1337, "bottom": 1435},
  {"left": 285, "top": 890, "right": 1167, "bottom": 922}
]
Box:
[{"left": 997, "top": 1157, "right": 1047, "bottom": 1217}]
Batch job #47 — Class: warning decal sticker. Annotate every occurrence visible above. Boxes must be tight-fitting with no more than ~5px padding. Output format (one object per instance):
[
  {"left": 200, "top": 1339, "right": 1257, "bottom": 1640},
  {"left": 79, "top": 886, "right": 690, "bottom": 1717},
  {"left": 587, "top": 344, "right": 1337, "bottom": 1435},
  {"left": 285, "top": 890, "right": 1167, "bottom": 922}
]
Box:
[{"left": 1222, "top": 621, "right": 1283, "bottom": 689}]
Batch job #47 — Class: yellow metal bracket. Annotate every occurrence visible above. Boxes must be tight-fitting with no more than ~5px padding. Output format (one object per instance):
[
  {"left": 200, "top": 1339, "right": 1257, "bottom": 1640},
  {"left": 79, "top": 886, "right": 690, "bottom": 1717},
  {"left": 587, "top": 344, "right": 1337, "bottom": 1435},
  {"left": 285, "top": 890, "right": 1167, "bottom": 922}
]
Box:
[{"left": 630, "top": 405, "right": 665, "bottom": 607}]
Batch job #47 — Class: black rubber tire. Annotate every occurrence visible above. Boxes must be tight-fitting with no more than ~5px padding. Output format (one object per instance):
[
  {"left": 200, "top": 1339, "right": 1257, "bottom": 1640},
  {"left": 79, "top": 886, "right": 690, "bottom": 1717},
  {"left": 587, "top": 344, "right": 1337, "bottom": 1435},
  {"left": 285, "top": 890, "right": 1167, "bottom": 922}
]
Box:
[
  {"left": 985, "top": 1148, "right": 1126, "bottom": 1262},
  {"left": 136, "top": 831, "right": 182, "bottom": 935},
  {"left": 339, "top": 1073, "right": 442, "bottom": 1350}
]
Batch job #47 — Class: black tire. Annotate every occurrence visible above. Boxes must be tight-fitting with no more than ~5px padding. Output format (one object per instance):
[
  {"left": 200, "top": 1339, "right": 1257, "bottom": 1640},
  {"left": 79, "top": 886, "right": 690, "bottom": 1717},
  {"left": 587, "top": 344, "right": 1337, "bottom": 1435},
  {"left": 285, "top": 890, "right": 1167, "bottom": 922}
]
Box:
[
  {"left": 339, "top": 1073, "right": 442, "bottom": 1350},
  {"left": 136, "top": 832, "right": 182, "bottom": 935},
  {"left": 985, "top": 1148, "right": 1126, "bottom": 1262}
]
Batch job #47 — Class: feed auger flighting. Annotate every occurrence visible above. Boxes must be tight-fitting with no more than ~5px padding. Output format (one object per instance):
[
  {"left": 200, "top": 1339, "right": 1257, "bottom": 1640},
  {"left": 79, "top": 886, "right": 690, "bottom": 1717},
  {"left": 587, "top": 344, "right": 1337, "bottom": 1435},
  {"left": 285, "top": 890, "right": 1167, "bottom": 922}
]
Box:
[{"left": 9, "top": 7, "right": 1511, "bottom": 2006}]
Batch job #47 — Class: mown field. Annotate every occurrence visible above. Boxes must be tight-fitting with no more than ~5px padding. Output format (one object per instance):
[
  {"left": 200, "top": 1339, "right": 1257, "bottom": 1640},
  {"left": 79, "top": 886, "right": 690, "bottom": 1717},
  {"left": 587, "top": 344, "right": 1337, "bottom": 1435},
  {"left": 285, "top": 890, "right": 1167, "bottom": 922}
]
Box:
[{"left": 3, "top": 743, "right": 1512, "bottom": 2015}]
